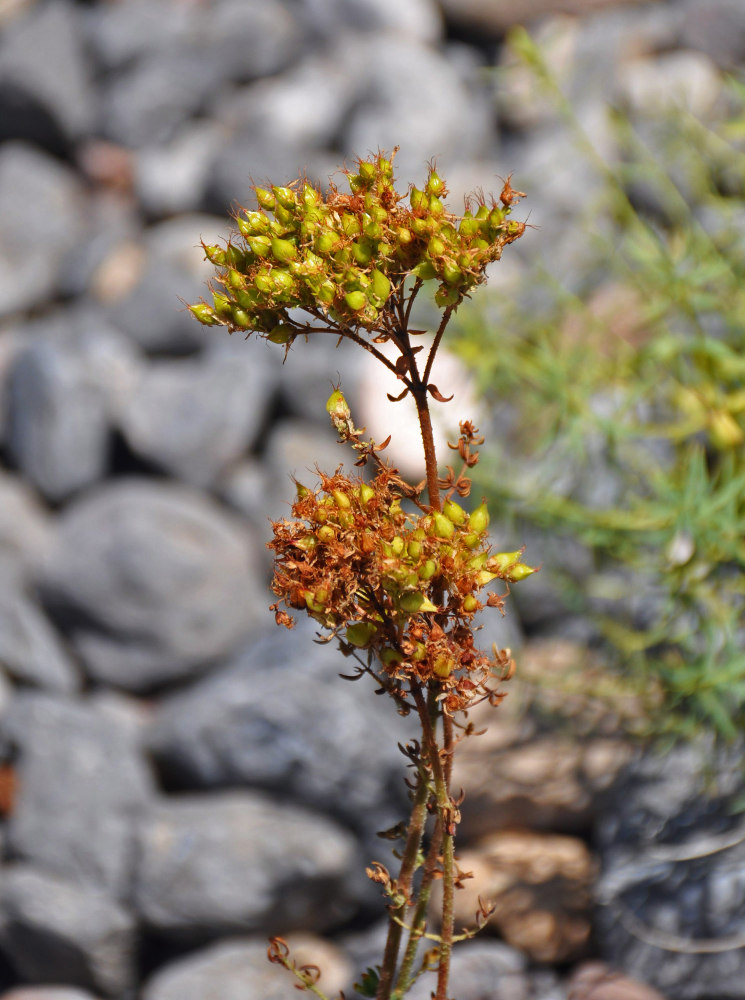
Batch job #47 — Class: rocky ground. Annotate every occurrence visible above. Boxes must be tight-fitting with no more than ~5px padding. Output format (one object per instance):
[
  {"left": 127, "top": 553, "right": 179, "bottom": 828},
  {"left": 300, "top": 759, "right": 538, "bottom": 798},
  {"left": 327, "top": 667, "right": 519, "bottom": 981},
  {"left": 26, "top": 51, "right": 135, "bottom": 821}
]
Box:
[{"left": 1, "top": 0, "right": 745, "bottom": 998}]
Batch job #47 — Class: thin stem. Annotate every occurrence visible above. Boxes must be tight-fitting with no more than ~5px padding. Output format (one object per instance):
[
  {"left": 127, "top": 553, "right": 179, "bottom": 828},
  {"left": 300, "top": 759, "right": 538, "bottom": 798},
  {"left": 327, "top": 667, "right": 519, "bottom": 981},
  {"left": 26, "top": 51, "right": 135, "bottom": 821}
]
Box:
[
  {"left": 412, "top": 688, "right": 455, "bottom": 1000},
  {"left": 376, "top": 683, "right": 432, "bottom": 1000},
  {"left": 422, "top": 305, "right": 454, "bottom": 389}
]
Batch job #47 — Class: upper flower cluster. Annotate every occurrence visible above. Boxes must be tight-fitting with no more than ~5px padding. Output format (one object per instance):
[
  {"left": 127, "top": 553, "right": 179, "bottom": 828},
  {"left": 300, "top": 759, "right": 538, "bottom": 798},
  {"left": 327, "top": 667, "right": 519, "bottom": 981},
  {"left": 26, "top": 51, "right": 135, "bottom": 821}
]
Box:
[
  {"left": 189, "top": 150, "right": 525, "bottom": 344},
  {"left": 269, "top": 464, "right": 533, "bottom": 713}
]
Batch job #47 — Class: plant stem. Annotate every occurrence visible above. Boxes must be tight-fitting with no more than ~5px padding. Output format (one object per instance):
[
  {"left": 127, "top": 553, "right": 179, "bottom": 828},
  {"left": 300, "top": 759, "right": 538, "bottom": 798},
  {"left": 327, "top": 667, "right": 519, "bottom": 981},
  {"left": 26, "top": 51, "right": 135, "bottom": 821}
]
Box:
[{"left": 376, "top": 685, "right": 431, "bottom": 1000}]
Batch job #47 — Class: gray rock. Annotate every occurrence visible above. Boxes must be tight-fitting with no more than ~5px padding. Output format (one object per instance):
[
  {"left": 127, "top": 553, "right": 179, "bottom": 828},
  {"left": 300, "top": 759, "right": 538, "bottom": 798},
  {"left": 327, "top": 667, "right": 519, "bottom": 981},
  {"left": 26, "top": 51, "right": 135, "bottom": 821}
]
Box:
[
  {"left": 6, "top": 341, "right": 108, "bottom": 503},
  {"left": 37, "top": 479, "right": 264, "bottom": 691},
  {"left": 0, "top": 990, "right": 102, "bottom": 1000},
  {"left": 594, "top": 739, "right": 745, "bottom": 998},
  {"left": 0, "top": 143, "right": 87, "bottom": 318},
  {"left": 339, "top": 36, "right": 492, "bottom": 183},
  {"left": 82, "top": 0, "right": 199, "bottom": 73},
  {"left": 99, "top": 215, "right": 229, "bottom": 354},
  {"left": 141, "top": 938, "right": 304, "bottom": 1000},
  {"left": 0, "top": 0, "right": 93, "bottom": 148},
  {"left": 3, "top": 692, "right": 154, "bottom": 897},
  {"left": 299, "top": 0, "right": 442, "bottom": 42},
  {"left": 0, "top": 579, "right": 79, "bottom": 693},
  {"left": 134, "top": 123, "right": 223, "bottom": 218},
  {"left": 147, "top": 620, "right": 414, "bottom": 827},
  {"left": 0, "top": 865, "right": 135, "bottom": 997},
  {"left": 0, "top": 472, "right": 52, "bottom": 582},
  {"left": 679, "top": 0, "right": 745, "bottom": 70},
  {"left": 134, "top": 791, "right": 358, "bottom": 937},
  {"left": 196, "top": 0, "right": 302, "bottom": 84},
  {"left": 117, "top": 340, "right": 278, "bottom": 487}
]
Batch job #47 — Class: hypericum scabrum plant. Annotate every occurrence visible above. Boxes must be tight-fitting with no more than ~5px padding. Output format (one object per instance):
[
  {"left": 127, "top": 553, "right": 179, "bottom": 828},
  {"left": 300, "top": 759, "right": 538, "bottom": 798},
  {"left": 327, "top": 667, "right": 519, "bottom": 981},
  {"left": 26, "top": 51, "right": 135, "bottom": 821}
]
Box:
[{"left": 190, "top": 149, "right": 532, "bottom": 1000}]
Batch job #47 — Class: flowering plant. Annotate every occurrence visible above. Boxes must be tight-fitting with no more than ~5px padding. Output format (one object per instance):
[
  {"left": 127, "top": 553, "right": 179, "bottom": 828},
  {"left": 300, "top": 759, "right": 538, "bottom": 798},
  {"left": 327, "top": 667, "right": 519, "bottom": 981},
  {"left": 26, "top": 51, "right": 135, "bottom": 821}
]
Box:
[{"left": 190, "top": 150, "right": 533, "bottom": 1000}]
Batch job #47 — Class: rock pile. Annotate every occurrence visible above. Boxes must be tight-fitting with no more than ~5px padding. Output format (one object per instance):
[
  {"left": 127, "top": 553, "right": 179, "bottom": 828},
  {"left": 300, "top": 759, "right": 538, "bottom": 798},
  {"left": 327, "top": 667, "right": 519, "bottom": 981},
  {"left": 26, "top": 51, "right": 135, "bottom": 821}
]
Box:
[{"left": 1, "top": 1, "right": 745, "bottom": 998}]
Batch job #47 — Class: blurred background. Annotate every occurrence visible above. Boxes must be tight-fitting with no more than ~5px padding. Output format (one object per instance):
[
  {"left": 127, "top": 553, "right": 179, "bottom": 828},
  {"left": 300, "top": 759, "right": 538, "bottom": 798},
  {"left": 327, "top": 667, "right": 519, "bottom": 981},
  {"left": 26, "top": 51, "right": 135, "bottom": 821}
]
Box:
[{"left": 1, "top": 0, "right": 744, "bottom": 998}]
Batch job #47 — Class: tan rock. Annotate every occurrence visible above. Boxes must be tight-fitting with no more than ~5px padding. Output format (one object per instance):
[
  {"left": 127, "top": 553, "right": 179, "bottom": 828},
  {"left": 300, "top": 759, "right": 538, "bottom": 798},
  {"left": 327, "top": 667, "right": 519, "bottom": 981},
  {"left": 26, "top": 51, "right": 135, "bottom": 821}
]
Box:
[
  {"left": 433, "top": 830, "right": 594, "bottom": 963},
  {"left": 569, "top": 961, "right": 668, "bottom": 1000}
]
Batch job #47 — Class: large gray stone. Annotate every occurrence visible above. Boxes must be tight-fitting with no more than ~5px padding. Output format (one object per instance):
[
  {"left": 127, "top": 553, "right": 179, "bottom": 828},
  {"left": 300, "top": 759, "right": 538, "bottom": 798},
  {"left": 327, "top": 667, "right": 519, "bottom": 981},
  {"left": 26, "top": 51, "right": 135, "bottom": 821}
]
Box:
[
  {"left": 37, "top": 479, "right": 264, "bottom": 691},
  {"left": 0, "top": 865, "right": 135, "bottom": 997},
  {"left": 0, "top": 579, "right": 79, "bottom": 693},
  {"left": 147, "top": 620, "right": 413, "bottom": 827},
  {"left": 134, "top": 791, "right": 358, "bottom": 938},
  {"left": 405, "top": 941, "right": 528, "bottom": 1000},
  {"left": 141, "top": 938, "right": 306, "bottom": 1000},
  {"left": 595, "top": 739, "right": 745, "bottom": 998},
  {"left": 0, "top": 472, "right": 52, "bottom": 582},
  {"left": 117, "top": 340, "right": 278, "bottom": 487},
  {"left": 3, "top": 692, "right": 154, "bottom": 897},
  {"left": 0, "top": 144, "right": 87, "bottom": 318},
  {"left": 0, "top": 0, "right": 93, "bottom": 147},
  {"left": 98, "top": 215, "right": 229, "bottom": 354}
]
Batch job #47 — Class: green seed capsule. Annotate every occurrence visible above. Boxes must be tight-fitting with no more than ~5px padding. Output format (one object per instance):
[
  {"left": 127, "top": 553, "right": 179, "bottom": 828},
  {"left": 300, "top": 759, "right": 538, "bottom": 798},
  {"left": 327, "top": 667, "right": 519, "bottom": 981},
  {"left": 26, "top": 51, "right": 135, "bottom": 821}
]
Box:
[
  {"left": 358, "top": 483, "right": 375, "bottom": 505},
  {"left": 506, "top": 563, "right": 536, "bottom": 582},
  {"left": 433, "top": 654, "right": 454, "bottom": 678},
  {"left": 426, "top": 171, "right": 445, "bottom": 196},
  {"left": 433, "top": 513, "right": 455, "bottom": 539},
  {"left": 255, "top": 188, "right": 276, "bottom": 210},
  {"left": 380, "top": 647, "right": 404, "bottom": 665},
  {"left": 443, "top": 499, "right": 466, "bottom": 525},
  {"left": 488, "top": 550, "right": 522, "bottom": 573},
  {"left": 462, "top": 595, "right": 479, "bottom": 612},
  {"left": 458, "top": 215, "right": 481, "bottom": 237},
  {"left": 202, "top": 244, "right": 226, "bottom": 266},
  {"left": 410, "top": 187, "right": 427, "bottom": 212},
  {"left": 295, "top": 534, "right": 317, "bottom": 552},
  {"left": 359, "top": 161, "right": 376, "bottom": 182},
  {"left": 272, "top": 185, "right": 296, "bottom": 209},
  {"left": 189, "top": 303, "right": 219, "bottom": 326},
  {"left": 411, "top": 260, "right": 437, "bottom": 281},
  {"left": 407, "top": 540, "right": 422, "bottom": 560},
  {"left": 351, "top": 239, "right": 373, "bottom": 265},
  {"left": 369, "top": 269, "right": 391, "bottom": 304},
  {"left": 344, "top": 290, "right": 367, "bottom": 312},
  {"left": 396, "top": 227, "right": 413, "bottom": 244},
  {"left": 468, "top": 502, "right": 490, "bottom": 534},
  {"left": 271, "top": 237, "right": 297, "bottom": 263},
  {"left": 212, "top": 293, "right": 232, "bottom": 318},
  {"left": 247, "top": 235, "right": 271, "bottom": 257},
  {"left": 231, "top": 306, "right": 251, "bottom": 328},
  {"left": 317, "top": 525, "right": 335, "bottom": 543},
  {"left": 346, "top": 622, "right": 377, "bottom": 647},
  {"left": 418, "top": 559, "right": 438, "bottom": 580},
  {"left": 267, "top": 324, "right": 294, "bottom": 344},
  {"left": 391, "top": 536, "right": 404, "bottom": 555},
  {"left": 332, "top": 489, "right": 351, "bottom": 509},
  {"left": 427, "top": 236, "right": 446, "bottom": 258},
  {"left": 442, "top": 260, "right": 463, "bottom": 285}
]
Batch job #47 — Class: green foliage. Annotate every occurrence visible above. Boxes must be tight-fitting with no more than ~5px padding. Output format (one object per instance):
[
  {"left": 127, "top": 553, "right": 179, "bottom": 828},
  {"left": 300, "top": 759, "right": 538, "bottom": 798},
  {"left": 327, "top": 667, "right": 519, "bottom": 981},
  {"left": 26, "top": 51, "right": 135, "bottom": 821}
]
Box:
[{"left": 452, "top": 29, "right": 745, "bottom": 740}]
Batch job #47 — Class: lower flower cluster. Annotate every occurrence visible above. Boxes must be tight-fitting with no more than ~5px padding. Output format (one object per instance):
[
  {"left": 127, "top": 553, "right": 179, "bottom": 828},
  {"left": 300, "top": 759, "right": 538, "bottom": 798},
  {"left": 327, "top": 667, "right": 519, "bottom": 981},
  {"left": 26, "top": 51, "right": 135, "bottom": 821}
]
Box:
[{"left": 269, "top": 466, "right": 533, "bottom": 712}]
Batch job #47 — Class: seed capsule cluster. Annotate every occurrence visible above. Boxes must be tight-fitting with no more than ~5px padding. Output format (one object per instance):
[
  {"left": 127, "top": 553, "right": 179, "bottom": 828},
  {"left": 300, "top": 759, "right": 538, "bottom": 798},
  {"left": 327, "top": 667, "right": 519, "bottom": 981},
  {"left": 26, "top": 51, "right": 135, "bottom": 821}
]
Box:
[
  {"left": 269, "top": 467, "right": 534, "bottom": 711},
  {"left": 189, "top": 151, "right": 526, "bottom": 341}
]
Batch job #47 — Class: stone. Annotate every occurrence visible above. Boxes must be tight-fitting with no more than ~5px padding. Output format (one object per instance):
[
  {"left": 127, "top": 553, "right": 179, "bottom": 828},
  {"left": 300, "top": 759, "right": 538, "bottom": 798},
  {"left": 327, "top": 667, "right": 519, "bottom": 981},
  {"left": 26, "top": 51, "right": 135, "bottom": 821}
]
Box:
[
  {"left": 37, "top": 479, "right": 264, "bottom": 691},
  {"left": 0, "top": 991, "right": 102, "bottom": 1000},
  {"left": 142, "top": 938, "right": 326, "bottom": 1000},
  {"left": 0, "top": 579, "right": 80, "bottom": 693},
  {"left": 617, "top": 51, "right": 724, "bottom": 119},
  {"left": 0, "top": 991, "right": 101, "bottom": 1000},
  {"left": 568, "top": 962, "right": 667, "bottom": 1000},
  {"left": 2, "top": 692, "right": 154, "bottom": 898},
  {"left": 435, "top": 830, "right": 594, "bottom": 963},
  {"left": 679, "top": 0, "right": 745, "bottom": 70},
  {"left": 340, "top": 36, "right": 491, "bottom": 183},
  {"left": 96, "top": 215, "right": 230, "bottom": 354},
  {"left": 0, "top": 0, "right": 93, "bottom": 150},
  {"left": 0, "top": 472, "right": 52, "bottom": 581},
  {"left": 594, "top": 739, "right": 745, "bottom": 998},
  {"left": 0, "top": 865, "right": 136, "bottom": 997},
  {"left": 299, "top": 0, "right": 443, "bottom": 42},
  {"left": 134, "top": 123, "right": 222, "bottom": 218},
  {"left": 117, "top": 340, "right": 278, "bottom": 487},
  {"left": 146, "top": 619, "right": 413, "bottom": 828},
  {"left": 0, "top": 143, "right": 87, "bottom": 318},
  {"left": 438, "top": 0, "right": 643, "bottom": 38},
  {"left": 6, "top": 340, "right": 108, "bottom": 503},
  {"left": 133, "top": 791, "right": 358, "bottom": 938}
]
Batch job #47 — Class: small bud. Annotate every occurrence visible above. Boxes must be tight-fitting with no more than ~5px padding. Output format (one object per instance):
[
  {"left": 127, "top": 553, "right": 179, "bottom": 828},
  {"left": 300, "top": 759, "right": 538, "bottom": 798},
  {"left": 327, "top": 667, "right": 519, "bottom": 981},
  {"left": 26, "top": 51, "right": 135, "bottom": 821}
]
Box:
[
  {"left": 267, "top": 324, "right": 294, "bottom": 344},
  {"left": 427, "top": 236, "right": 446, "bottom": 258},
  {"left": 315, "top": 231, "right": 338, "bottom": 255},
  {"left": 426, "top": 170, "right": 445, "bottom": 196},
  {"left": 458, "top": 216, "right": 481, "bottom": 238},
  {"left": 346, "top": 622, "right": 377, "bottom": 647},
  {"left": 352, "top": 239, "right": 373, "bottom": 265},
  {"left": 271, "top": 237, "right": 298, "bottom": 263},
  {"left": 317, "top": 525, "right": 335, "bottom": 543},
  {"left": 344, "top": 290, "right": 367, "bottom": 312},
  {"left": 488, "top": 550, "right": 522, "bottom": 573},
  {"left": 247, "top": 235, "right": 271, "bottom": 257},
  {"left": 418, "top": 559, "right": 438, "bottom": 580},
  {"left": 407, "top": 539, "right": 422, "bottom": 560},
  {"left": 462, "top": 595, "right": 479, "bottom": 612},
  {"left": 231, "top": 306, "right": 251, "bottom": 328},
  {"left": 255, "top": 187, "right": 276, "bottom": 210},
  {"left": 432, "top": 654, "right": 454, "bottom": 678},
  {"left": 369, "top": 269, "right": 391, "bottom": 305},
  {"left": 358, "top": 483, "right": 375, "bottom": 505},
  {"left": 506, "top": 562, "right": 536, "bottom": 582},
  {"left": 189, "top": 303, "right": 219, "bottom": 326},
  {"left": 391, "top": 536, "right": 405, "bottom": 555},
  {"left": 432, "top": 513, "right": 455, "bottom": 539},
  {"left": 443, "top": 499, "right": 467, "bottom": 525},
  {"left": 327, "top": 388, "right": 351, "bottom": 420},
  {"left": 332, "top": 489, "right": 352, "bottom": 509},
  {"left": 272, "top": 185, "right": 296, "bottom": 209},
  {"left": 410, "top": 187, "right": 428, "bottom": 212},
  {"left": 468, "top": 502, "right": 490, "bottom": 534},
  {"left": 396, "top": 227, "right": 413, "bottom": 244},
  {"left": 212, "top": 292, "right": 232, "bottom": 318}
]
